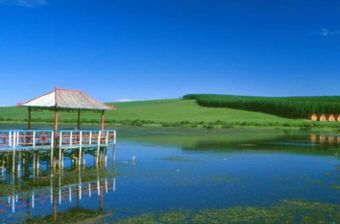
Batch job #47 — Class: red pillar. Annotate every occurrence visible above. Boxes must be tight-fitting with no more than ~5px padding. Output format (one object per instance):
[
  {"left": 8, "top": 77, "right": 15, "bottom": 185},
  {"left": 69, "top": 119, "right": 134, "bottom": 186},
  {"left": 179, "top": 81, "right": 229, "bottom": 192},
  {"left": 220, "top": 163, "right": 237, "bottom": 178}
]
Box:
[
  {"left": 27, "top": 107, "right": 32, "bottom": 130},
  {"left": 100, "top": 111, "right": 105, "bottom": 130},
  {"left": 77, "top": 109, "right": 81, "bottom": 130},
  {"left": 54, "top": 110, "right": 59, "bottom": 138}
]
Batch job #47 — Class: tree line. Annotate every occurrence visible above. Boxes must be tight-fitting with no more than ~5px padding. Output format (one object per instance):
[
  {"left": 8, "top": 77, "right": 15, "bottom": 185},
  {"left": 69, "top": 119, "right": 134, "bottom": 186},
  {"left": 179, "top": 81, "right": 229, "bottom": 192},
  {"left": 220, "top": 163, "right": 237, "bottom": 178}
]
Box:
[{"left": 183, "top": 94, "right": 340, "bottom": 119}]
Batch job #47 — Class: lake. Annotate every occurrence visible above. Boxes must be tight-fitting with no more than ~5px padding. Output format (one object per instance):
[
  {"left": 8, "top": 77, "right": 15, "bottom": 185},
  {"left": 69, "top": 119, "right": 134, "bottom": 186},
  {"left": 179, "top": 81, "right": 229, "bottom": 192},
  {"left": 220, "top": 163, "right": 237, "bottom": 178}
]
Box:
[{"left": 1, "top": 126, "right": 340, "bottom": 223}]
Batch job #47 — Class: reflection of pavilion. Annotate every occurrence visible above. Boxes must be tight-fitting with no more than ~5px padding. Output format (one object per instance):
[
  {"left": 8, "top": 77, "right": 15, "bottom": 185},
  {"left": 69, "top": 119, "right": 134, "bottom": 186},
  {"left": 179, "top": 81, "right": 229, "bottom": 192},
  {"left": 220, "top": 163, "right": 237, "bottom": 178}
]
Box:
[{"left": 0, "top": 146, "right": 116, "bottom": 223}]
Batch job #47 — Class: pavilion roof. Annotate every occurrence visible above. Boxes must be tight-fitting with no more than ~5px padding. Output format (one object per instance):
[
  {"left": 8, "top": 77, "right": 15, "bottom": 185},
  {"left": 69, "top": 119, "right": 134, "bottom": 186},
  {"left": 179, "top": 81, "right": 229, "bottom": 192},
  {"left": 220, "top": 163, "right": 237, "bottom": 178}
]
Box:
[{"left": 21, "top": 88, "right": 112, "bottom": 111}]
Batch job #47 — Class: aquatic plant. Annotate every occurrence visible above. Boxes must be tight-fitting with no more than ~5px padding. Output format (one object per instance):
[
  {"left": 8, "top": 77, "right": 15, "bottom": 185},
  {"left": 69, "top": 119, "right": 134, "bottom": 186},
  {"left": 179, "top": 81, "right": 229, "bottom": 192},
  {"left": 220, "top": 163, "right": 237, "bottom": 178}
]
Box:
[
  {"left": 114, "top": 200, "right": 340, "bottom": 224},
  {"left": 26, "top": 208, "right": 104, "bottom": 224}
]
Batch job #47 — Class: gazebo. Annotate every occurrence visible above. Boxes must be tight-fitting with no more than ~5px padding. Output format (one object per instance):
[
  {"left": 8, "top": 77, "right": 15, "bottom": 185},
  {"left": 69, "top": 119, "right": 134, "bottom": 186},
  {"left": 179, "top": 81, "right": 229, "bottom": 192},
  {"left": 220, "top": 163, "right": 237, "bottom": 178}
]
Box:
[
  {"left": 20, "top": 88, "right": 113, "bottom": 136},
  {"left": 0, "top": 88, "right": 116, "bottom": 182}
]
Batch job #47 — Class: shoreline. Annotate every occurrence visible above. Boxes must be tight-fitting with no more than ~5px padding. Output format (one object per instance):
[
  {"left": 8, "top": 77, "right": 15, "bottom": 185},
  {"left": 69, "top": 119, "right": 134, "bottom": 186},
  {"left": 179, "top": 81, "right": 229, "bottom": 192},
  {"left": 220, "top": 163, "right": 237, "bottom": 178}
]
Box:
[{"left": 0, "top": 120, "right": 339, "bottom": 134}]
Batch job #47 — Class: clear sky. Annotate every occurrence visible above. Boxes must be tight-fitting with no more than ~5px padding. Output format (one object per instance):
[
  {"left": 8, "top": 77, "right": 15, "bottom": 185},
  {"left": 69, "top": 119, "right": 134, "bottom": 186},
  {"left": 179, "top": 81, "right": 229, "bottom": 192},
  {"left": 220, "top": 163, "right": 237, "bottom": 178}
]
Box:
[{"left": 0, "top": 0, "right": 340, "bottom": 105}]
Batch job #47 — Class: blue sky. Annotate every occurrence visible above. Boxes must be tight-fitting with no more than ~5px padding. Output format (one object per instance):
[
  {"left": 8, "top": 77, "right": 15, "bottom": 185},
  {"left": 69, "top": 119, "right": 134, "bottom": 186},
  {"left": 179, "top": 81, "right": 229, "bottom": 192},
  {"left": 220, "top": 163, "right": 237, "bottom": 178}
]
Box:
[{"left": 0, "top": 0, "right": 340, "bottom": 105}]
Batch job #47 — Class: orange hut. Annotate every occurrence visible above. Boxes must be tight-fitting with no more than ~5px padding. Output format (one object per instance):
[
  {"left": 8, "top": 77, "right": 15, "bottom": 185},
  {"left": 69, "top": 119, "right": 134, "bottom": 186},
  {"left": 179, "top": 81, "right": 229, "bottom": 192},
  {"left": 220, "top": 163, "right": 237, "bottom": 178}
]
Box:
[
  {"left": 319, "top": 114, "right": 327, "bottom": 122},
  {"left": 327, "top": 114, "right": 336, "bottom": 122},
  {"left": 309, "top": 114, "right": 318, "bottom": 121},
  {"left": 335, "top": 114, "right": 340, "bottom": 122}
]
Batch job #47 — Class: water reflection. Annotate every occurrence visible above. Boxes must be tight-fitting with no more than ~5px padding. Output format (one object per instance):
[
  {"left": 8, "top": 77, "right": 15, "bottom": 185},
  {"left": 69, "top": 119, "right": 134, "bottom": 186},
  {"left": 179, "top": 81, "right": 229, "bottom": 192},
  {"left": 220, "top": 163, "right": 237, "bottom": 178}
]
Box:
[
  {"left": 2, "top": 126, "right": 340, "bottom": 224},
  {"left": 0, "top": 146, "right": 116, "bottom": 224},
  {"left": 310, "top": 134, "right": 340, "bottom": 144}
]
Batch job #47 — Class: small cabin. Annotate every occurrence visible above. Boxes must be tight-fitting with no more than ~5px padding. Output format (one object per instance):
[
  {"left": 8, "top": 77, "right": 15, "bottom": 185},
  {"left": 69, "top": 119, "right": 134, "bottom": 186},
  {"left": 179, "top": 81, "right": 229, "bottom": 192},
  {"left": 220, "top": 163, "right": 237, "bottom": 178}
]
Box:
[
  {"left": 319, "top": 114, "right": 327, "bottom": 122},
  {"left": 327, "top": 114, "right": 336, "bottom": 122},
  {"left": 335, "top": 114, "right": 340, "bottom": 122},
  {"left": 309, "top": 114, "right": 318, "bottom": 121}
]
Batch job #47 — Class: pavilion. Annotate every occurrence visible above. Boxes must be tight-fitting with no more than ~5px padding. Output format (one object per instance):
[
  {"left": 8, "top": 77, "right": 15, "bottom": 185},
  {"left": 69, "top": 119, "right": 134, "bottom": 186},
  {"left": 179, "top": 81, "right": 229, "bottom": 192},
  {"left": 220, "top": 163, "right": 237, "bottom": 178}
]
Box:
[{"left": 20, "top": 88, "right": 114, "bottom": 136}]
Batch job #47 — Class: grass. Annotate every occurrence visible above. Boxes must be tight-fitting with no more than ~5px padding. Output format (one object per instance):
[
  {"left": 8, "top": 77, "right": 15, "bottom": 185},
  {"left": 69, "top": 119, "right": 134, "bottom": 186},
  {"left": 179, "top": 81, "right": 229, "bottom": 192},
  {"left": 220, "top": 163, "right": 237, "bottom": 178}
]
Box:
[{"left": 0, "top": 99, "right": 340, "bottom": 131}]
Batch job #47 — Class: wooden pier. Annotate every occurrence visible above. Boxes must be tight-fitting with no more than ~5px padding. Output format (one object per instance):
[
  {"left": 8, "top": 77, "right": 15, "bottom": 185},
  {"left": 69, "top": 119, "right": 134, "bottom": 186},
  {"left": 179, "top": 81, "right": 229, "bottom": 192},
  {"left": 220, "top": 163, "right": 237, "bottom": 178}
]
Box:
[
  {"left": 0, "top": 88, "right": 119, "bottom": 222},
  {"left": 0, "top": 129, "right": 116, "bottom": 149},
  {"left": 0, "top": 129, "right": 116, "bottom": 168}
]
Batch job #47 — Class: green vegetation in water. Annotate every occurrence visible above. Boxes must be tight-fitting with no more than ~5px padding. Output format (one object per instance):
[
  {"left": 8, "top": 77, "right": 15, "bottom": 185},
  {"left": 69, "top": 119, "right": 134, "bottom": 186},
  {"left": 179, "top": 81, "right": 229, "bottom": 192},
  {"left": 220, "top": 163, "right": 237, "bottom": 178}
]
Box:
[
  {"left": 26, "top": 208, "right": 104, "bottom": 224},
  {"left": 205, "top": 175, "right": 238, "bottom": 184},
  {"left": 1, "top": 99, "right": 340, "bottom": 131},
  {"left": 114, "top": 200, "right": 340, "bottom": 224},
  {"left": 156, "top": 155, "right": 195, "bottom": 162},
  {"left": 184, "top": 93, "right": 340, "bottom": 119}
]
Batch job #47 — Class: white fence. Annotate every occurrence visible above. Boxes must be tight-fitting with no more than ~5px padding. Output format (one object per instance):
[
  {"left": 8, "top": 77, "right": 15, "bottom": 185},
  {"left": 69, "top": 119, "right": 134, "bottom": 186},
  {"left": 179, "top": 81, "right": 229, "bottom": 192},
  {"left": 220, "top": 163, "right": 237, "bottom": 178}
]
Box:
[
  {"left": 0, "top": 130, "right": 116, "bottom": 150},
  {"left": 59, "top": 130, "right": 116, "bottom": 148}
]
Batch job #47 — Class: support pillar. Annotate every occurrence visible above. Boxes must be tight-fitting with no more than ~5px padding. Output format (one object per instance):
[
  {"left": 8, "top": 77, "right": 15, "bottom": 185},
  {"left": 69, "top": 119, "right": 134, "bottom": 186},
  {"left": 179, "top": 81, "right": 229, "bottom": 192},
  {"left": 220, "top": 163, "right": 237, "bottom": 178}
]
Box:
[
  {"left": 54, "top": 109, "right": 59, "bottom": 139},
  {"left": 100, "top": 111, "right": 105, "bottom": 130},
  {"left": 77, "top": 109, "right": 81, "bottom": 130},
  {"left": 27, "top": 107, "right": 32, "bottom": 130}
]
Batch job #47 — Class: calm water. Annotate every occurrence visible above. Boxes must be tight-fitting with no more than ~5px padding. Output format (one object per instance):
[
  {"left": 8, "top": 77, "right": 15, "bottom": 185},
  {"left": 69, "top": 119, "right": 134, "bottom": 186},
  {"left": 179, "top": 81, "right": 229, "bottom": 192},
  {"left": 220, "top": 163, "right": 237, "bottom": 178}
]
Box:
[{"left": 2, "top": 126, "right": 340, "bottom": 223}]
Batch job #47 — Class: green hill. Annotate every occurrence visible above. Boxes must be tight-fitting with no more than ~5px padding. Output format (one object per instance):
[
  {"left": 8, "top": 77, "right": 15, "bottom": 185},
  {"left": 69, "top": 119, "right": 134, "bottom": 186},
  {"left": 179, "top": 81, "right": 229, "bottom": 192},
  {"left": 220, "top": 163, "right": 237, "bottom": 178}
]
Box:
[{"left": 0, "top": 99, "right": 337, "bottom": 130}]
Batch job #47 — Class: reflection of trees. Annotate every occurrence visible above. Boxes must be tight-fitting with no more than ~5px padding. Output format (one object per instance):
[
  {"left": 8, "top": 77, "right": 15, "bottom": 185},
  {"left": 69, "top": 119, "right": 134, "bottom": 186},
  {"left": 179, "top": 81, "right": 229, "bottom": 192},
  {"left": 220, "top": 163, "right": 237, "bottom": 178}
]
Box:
[
  {"left": 121, "top": 128, "right": 340, "bottom": 156},
  {"left": 181, "top": 134, "right": 340, "bottom": 156}
]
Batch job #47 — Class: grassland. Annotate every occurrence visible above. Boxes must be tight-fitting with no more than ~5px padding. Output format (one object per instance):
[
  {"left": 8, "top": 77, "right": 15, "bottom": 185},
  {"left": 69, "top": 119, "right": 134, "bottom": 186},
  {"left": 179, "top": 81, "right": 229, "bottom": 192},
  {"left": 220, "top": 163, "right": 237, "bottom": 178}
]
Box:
[{"left": 0, "top": 99, "right": 339, "bottom": 131}]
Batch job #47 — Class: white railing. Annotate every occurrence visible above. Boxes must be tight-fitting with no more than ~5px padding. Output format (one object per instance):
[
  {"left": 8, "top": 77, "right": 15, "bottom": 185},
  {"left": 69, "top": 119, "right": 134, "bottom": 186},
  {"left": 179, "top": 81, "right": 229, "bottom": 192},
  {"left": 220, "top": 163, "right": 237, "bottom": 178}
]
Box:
[
  {"left": 0, "top": 130, "right": 54, "bottom": 149},
  {"left": 59, "top": 130, "right": 116, "bottom": 148},
  {"left": 0, "top": 129, "right": 116, "bottom": 150}
]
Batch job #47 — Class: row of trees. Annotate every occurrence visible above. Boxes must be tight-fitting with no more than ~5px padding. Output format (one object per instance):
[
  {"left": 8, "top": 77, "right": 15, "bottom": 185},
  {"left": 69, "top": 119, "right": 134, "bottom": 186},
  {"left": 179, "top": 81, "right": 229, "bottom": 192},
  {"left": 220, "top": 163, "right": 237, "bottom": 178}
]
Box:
[{"left": 183, "top": 94, "right": 340, "bottom": 119}]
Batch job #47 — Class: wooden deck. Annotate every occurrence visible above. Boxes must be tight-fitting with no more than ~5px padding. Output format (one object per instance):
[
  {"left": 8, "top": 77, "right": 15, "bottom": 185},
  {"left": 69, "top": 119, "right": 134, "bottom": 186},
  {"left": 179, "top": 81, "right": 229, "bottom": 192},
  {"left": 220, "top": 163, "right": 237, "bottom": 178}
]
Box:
[
  {"left": 0, "top": 129, "right": 116, "bottom": 168},
  {"left": 0, "top": 129, "right": 116, "bottom": 150}
]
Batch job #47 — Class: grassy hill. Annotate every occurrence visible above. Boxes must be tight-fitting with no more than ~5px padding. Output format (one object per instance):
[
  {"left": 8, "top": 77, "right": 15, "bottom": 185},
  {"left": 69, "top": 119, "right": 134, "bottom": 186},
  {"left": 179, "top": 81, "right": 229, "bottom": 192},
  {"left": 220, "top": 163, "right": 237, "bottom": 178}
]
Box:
[{"left": 0, "top": 99, "right": 338, "bottom": 130}]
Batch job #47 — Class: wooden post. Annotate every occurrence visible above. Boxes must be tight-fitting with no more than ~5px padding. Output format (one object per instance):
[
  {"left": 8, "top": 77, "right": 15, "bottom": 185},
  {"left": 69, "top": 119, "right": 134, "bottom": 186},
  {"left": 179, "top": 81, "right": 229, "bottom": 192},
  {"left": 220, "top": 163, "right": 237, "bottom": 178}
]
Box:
[
  {"left": 27, "top": 107, "right": 32, "bottom": 130},
  {"left": 50, "top": 132, "right": 54, "bottom": 169},
  {"left": 96, "top": 131, "right": 101, "bottom": 165},
  {"left": 100, "top": 111, "right": 105, "bottom": 130},
  {"left": 59, "top": 131, "right": 62, "bottom": 169},
  {"left": 54, "top": 109, "right": 59, "bottom": 139},
  {"left": 77, "top": 109, "right": 81, "bottom": 130}
]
